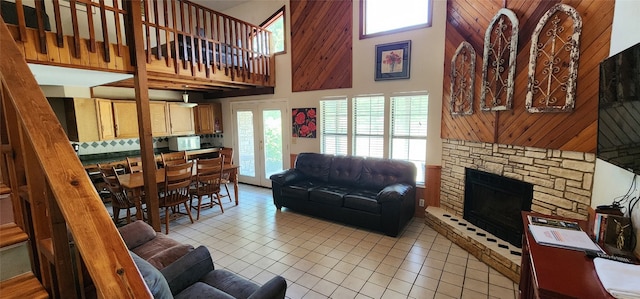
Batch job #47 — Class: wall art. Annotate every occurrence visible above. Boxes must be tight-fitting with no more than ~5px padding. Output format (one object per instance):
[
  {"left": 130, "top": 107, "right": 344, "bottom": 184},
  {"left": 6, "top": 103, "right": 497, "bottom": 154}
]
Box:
[
  {"left": 375, "top": 40, "right": 411, "bottom": 81},
  {"left": 526, "top": 4, "right": 582, "bottom": 113},
  {"left": 450, "top": 41, "right": 476, "bottom": 116},
  {"left": 480, "top": 8, "right": 519, "bottom": 111},
  {"left": 292, "top": 108, "right": 316, "bottom": 138}
]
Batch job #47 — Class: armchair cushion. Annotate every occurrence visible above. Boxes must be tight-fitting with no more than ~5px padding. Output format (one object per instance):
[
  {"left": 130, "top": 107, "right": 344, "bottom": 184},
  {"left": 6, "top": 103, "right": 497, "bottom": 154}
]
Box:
[
  {"left": 161, "top": 246, "right": 214, "bottom": 296},
  {"left": 119, "top": 220, "right": 157, "bottom": 249}
]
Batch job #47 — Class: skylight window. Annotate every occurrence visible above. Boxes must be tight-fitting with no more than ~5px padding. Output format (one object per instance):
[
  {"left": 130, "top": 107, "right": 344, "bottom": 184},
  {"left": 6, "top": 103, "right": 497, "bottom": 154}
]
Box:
[{"left": 360, "top": 0, "right": 432, "bottom": 39}]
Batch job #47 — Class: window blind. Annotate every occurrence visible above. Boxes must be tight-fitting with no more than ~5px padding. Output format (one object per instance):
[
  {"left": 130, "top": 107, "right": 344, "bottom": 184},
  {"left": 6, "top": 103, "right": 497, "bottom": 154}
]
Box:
[
  {"left": 391, "top": 95, "right": 428, "bottom": 183},
  {"left": 320, "top": 99, "right": 348, "bottom": 155},
  {"left": 353, "top": 96, "right": 385, "bottom": 158}
]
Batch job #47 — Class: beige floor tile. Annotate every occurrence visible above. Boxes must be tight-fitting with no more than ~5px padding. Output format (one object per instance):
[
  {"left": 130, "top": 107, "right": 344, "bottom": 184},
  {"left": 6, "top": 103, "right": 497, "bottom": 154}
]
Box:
[
  {"left": 331, "top": 286, "right": 358, "bottom": 299},
  {"left": 360, "top": 282, "right": 386, "bottom": 298},
  {"left": 436, "top": 281, "right": 462, "bottom": 298}
]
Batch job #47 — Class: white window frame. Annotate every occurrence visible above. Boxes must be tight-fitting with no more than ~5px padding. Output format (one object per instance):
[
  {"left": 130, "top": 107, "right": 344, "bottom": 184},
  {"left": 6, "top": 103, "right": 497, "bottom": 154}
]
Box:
[
  {"left": 359, "top": 0, "right": 433, "bottom": 39},
  {"left": 320, "top": 98, "right": 349, "bottom": 156}
]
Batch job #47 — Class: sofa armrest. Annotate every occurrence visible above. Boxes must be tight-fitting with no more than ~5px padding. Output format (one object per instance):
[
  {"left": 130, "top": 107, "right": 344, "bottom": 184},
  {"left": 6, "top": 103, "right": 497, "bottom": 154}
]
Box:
[
  {"left": 247, "top": 276, "right": 287, "bottom": 299},
  {"left": 269, "top": 169, "right": 305, "bottom": 186},
  {"left": 377, "top": 183, "right": 413, "bottom": 203},
  {"left": 160, "top": 245, "right": 214, "bottom": 295},
  {"left": 118, "top": 220, "right": 157, "bottom": 250}
]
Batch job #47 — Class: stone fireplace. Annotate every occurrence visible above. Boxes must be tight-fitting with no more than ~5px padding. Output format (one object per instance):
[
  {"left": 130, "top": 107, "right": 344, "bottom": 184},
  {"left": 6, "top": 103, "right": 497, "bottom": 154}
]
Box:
[{"left": 425, "top": 139, "right": 596, "bottom": 282}]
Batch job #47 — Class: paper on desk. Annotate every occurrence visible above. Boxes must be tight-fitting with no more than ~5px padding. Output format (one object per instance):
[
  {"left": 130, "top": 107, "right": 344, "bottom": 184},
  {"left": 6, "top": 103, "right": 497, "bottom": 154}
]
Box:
[
  {"left": 528, "top": 224, "right": 602, "bottom": 252},
  {"left": 594, "top": 257, "right": 640, "bottom": 299}
]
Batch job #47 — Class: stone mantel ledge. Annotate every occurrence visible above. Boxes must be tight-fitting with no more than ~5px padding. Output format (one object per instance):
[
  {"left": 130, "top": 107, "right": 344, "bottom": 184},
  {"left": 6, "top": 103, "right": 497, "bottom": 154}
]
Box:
[{"left": 425, "top": 206, "right": 521, "bottom": 282}]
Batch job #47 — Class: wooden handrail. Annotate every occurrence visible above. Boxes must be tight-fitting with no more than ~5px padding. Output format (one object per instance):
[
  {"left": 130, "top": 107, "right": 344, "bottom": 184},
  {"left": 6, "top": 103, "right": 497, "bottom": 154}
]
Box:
[{"left": 0, "top": 18, "right": 151, "bottom": 298}]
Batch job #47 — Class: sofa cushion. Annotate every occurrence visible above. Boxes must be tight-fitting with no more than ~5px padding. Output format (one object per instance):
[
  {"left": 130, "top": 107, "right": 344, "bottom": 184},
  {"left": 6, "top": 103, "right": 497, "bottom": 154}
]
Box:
[
  {"left": 328, "top": 156, "right": 363, "bottom": 185},
  {"left": 146, "top": 244, "right": 195, "bottom": 270},
  {"left": 281, "top": 180, "right": 322, "bottom": 199},
  {"left": 294, "top": 153, "right": 332, "bottom": 182},
  {"left": 343, "top": 190, "right": 380, "bottom": 214},
  {"left": 175, "top": 282, "right": 234, "bottom": 299},
  {"left": 309, "top": 185, "right": 351, "bottom": 206},
  {"left": 119, "top": 220, "right": 158, "bottom": 250},
  {"left": 201, "top": 269, "right": 260, "bottom": 299},
  {"left": 359, "top": 158, "right": 416, "bottom": 190}
]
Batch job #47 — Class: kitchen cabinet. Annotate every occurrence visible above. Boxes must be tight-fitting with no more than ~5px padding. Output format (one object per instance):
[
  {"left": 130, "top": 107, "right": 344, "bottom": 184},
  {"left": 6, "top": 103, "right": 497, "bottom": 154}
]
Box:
[
  {"left": 63, "top": 98, "right": 101, "bottom": 142},
  {"left": 194, "top": 104, "right": 214, "bottom": 134},
  {"left": 112, "top": 101, "right": 139, "bottom": 138},
  {"left": 168, "top": 103, "right": 195, "bottom": 135},
  {"left": 150, "top": 102, "right": 170, "bottom": 136},
  {"left": 96, "top": 99, "right": 115, "bottom": 140}
]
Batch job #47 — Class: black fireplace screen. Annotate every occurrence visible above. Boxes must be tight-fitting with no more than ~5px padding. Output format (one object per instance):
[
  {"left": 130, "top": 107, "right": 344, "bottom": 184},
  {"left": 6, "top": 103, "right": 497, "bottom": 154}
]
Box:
[{"left": 463, "top": 168, "right": 533, "bottom": 247}]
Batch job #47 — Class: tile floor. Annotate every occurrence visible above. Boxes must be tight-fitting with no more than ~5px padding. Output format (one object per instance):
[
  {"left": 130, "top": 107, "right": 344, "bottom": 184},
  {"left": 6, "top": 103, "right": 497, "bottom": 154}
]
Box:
[{"left": 124, "top": 184, "right": 519, "bottom": 299}]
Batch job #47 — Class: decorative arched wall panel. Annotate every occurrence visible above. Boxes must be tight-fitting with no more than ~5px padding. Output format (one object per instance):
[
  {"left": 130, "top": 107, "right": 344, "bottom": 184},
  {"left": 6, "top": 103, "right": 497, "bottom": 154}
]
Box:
[
  {"left": 450, "top": 41, "right": 476, "bottom": 116},
  {"left": 480, "top": 8, "right": 519, "bottom": 111},
  {"left": 525, "top": 4, "right": 582, "bottom": 113}
]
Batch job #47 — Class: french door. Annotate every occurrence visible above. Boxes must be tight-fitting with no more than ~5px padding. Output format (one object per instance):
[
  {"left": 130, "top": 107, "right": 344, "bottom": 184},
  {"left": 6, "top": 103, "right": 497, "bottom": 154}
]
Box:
[{"left": 231, "top": 101, "right": 288, "bottom": 187}]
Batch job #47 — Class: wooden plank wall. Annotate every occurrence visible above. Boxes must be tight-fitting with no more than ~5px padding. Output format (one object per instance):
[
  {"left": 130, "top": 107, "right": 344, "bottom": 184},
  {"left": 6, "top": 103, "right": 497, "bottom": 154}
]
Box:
[
  {"left": 441, "top": 0, "right": 615, "bottom": 153},
  {"left": 290, "top": 0, "right": 352, "bottom": 92}
]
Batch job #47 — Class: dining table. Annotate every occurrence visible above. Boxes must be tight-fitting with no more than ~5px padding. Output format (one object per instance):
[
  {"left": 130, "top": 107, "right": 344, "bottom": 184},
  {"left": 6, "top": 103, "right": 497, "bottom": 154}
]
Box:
[{"left": 117, "top": 164, "right": 240, "bottom": 221}]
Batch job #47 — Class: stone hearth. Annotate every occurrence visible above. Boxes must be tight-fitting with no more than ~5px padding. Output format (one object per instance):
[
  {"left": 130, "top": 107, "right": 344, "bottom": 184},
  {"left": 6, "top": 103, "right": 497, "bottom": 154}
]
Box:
[{"left": 425, "top": 206, "right": 521, "bottom": 282}]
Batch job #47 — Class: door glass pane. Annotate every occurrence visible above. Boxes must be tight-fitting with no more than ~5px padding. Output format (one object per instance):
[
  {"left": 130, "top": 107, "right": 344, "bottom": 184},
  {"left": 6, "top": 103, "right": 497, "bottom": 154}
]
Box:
[
  {"left": 237, "top": 111, "right": 255, "bottom": 177},
  {"left": 263, "top": 109, "right": 283, "bottom": 179}
]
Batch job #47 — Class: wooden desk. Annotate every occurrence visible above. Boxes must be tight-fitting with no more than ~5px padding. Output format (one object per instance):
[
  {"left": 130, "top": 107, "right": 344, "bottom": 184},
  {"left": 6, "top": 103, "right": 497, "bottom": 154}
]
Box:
[
  {"left": 519, "top": 212, "right": 614, "bottom": 298},
  {"left": 118, "top": 164, "right": 239, "bottom": 221}
]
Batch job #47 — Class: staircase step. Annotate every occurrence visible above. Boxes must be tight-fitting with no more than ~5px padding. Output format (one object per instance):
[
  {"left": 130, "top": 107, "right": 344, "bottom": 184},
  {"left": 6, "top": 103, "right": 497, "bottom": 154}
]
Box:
[
  {"left": 0, "top": 223, "right": 27, "bottom": 248},
  {"left": 0, "top": 272, "right": 49, "bottom": 299}
]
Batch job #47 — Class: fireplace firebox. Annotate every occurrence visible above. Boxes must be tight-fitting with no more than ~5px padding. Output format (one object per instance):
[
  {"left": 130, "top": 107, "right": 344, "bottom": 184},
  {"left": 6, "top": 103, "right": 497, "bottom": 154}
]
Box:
[{"left": 464, "top": 168, "right": 533, "bottom": 247}]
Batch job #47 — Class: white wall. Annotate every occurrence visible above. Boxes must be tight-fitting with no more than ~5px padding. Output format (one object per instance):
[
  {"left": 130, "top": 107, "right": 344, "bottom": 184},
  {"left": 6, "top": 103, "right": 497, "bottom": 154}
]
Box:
[
  {"left": 591, "top": 0, "right": 640, "bottom": 257},
  {"left": 218, "top": 0, "right": 446, "bottom": 167}
]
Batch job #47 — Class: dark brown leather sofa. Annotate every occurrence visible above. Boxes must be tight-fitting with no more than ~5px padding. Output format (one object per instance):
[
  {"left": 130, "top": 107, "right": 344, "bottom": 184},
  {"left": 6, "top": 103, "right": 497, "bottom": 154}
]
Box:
[{"left": 270, "top": 153, "right": 416, "bottom": 237}]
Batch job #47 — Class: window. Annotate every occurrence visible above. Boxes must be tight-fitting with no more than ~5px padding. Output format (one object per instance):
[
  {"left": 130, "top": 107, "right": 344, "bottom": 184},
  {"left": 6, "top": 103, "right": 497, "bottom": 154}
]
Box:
[
  {"left": 353, "top": 96, "right": 385, "bottom": 158},
  {"left": 261, "top": 6, "right": 286, "bottom": 54},
  {"left": 320, "top": 99, "right": 348, "bottom": 155},
  {"left": 319, "top": 93, "right": 429, "bottom": 184},
  {"left": 360, "top": 0, "right": 433, "bottom": 39},
  {"left": 390, "top": 95, "right": 428, "bottom": 183}
]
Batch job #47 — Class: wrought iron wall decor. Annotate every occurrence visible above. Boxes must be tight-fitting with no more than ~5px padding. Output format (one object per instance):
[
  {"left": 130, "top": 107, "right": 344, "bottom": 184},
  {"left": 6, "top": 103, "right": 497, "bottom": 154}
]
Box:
[
  {"left": 480, "top": 8, "right": 519, "bottom": 111},
  {"left": 450, "top": 41, "right": 476, "bottom": 116},
  {"left": 526, "top": 4, "right": 582, "bottom": 113}
]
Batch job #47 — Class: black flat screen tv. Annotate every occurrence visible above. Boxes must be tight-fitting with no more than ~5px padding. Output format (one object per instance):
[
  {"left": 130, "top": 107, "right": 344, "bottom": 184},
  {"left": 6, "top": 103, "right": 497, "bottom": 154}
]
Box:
[{"left": 598, "top": 42, "right": 640, "bottom": 174}]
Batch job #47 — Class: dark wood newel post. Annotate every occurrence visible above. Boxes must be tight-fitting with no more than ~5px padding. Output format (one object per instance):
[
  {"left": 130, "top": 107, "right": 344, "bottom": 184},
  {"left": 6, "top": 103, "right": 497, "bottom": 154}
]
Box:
[{"left": 125, "top": 0, "right": 161, "bottom": 231}]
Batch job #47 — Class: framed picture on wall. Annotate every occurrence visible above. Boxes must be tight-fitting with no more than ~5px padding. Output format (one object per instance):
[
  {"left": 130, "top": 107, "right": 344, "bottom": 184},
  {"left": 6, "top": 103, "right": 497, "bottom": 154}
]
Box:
[{"left": 375, "top": 40, "right": 411, "bottom": 81}]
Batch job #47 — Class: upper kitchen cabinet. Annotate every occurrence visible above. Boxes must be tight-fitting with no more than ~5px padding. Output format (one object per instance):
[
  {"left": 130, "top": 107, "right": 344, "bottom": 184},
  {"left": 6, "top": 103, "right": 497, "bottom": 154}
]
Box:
[
  {"left": 62, "top": 98, "right": 101, "bottom": 142},
  {"left": 112, "top": 101, "right": 139, "bottom": 138},
  {"left": 96, "top": 99, "right": 116, "bottom": 140},
  {"left": 194, "top": 104, "right": 214, "bottom": 134},
  {"left": 150, "top": 102, "right": 170, "bottom": 136},
  {"left": 168, "top": 103, "right": 195, "bottom": 136}
]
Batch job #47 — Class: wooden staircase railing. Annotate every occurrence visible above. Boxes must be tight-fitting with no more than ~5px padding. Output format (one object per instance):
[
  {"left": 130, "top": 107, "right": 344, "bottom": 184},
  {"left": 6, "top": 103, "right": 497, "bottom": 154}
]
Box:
[{"left": 0, "top": 17, "right": 151, "bottom": 298}]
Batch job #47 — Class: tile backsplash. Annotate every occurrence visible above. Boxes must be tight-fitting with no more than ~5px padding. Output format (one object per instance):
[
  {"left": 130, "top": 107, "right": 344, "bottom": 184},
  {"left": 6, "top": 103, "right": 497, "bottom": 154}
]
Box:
[{"left": 74, "top": 134, "right": 223, "bottom": 156}]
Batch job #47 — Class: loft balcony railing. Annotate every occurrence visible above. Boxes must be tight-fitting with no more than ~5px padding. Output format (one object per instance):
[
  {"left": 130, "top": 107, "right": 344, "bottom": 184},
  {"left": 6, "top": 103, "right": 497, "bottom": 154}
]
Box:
[{"left": 3, "top": 0, "right": 274, "bottom": 91}]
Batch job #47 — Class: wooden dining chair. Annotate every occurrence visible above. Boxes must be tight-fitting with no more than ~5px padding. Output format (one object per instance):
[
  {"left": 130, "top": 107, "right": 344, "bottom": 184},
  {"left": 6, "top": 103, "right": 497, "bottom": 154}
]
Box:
[
  {"left": 99, "top": 165, "right": 137, "bottom": 224},
  {"left": 218, "top": 147, "right": 233, "bottom": 202},
  {"left": 126, "top": 157, "right": 143, "bottom": 173},
  {"left": 190, "top": 157, "right": 224, "bottom": 220},
  {"left": 159, "top": 161, "right": 194, "bottom": 234},
  {"left": 161, "top": 151, "right": 188, "bottom": 167}
]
